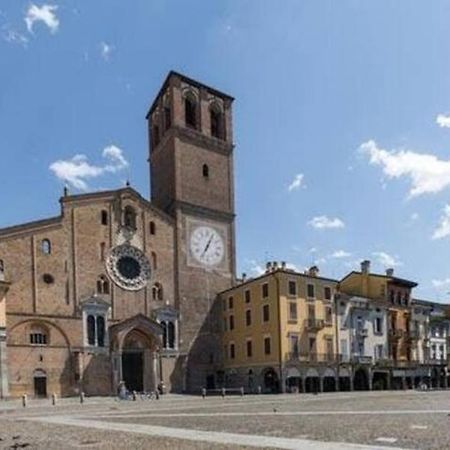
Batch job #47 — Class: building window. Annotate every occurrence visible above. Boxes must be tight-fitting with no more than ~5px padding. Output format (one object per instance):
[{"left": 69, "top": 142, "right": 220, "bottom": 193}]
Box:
[
  {"left": 161, "top": 321, "right": 176, "bottom": 349},
  {"left": 97, "top": 316, "right": 105, "bottom": 347},
  {"left": 41, "top": 239, "right": 51, "bottom": 255},
  {"left": 210, "top": 104, "right": 225, "bottom": 139},
  {"left": 325, "top": 306, "right": 332, "bottom": 324},
  {"left": 152, "top": 283, "right": 163, "bottom": 301},
  {"left": 202, "top": 164, "right": 209, "bottom": 178},
  {"left": 123, "top": 206, "right": 137, "bottom": 229},
  {"left": 101, "top": 210, "right": 108, "bottom": 225},
  {"left": 264, "top": 336, "right": 271, "bottom": 355},
  {"left": 42, "top": 273, "right": 54, "bottom": 285},
  {"left": 289, "top": 335, "right": 299, "bottom": 355},
  {"left": 0, "top": 259, "right": 4, "bottom": 278},
  {"left": 228, "top": 296, "right": 234, "bottom": 309},
  {"left": 374, "top": 317, "right": 383, "bottom": 334},
  {"left": 223, "top": 298, "right": 227, "bottom": 311},
  {"left": 396, "top": 292, "right": 402, "bottom": 305},
  {"left": 389, "top": 290, "right": 395, "bottom": 303},
  {"left": 100, "top": 242, "right": 106, "bottom": 261},
  {"left": 307, "top": 283, "right": 315, "bottom": 298},
  {"left": 223, "top": 318, "right": 227, "bottom": 332},
  {"left": 30, "top": 326, "right": 48, "bottom": 345},
  {"left": 245, "top": 290, "right": 251, "bottom": 303},
  {"left": 149, "top": 221, "right": 156, "bottom": 235},
  {"left": 151, "top": 252, "right": 157, "bottom": 270},
  {"left": 164, "top": 106, "right": 171, "bottom": 131},
  {"left": 245, "top": 309, "right": 252, "bottom": 326},
  {"left": 262, "top": 283, "right": 269, "bottom": 298},
  {"left": 263, "top": 304, "right": 270, "bottom": 322},
  {"left": 288, "top": 280, "right": 297, "bottom": 296},
  {"left": 87, "top": 315, "right": 96, "bottom": 346},
  {"left": 246, "top": 340, "right": 253, "bottom": 358},
  {"left": 308, "top": 304, "right": 315, "bottom": 319},
  {"left": 96, "top": 275, "right": 109, "bottom": 295},
  {"left": 230, "top": 343, "right": 235, "bottom": 359},
  {"left": 289, "top": 302, "right": 297, "bottom": 321},
  {"left": 229, "top": 315, "right": 235, "bottom": 330},
  {"left": 375, "top": 344, "right": 384, "bottom": 359},
  {"left": 324, "top": 286, "right": 332, "bottom": 301},
  {"left": 184, "top": 94, "right": 197, "bottom": 129}
]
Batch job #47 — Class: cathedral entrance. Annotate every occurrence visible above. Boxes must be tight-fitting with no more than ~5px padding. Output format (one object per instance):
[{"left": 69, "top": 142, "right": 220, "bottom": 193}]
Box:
[{"left": 122, "top": 352, "right": 143, "bottom": 392}]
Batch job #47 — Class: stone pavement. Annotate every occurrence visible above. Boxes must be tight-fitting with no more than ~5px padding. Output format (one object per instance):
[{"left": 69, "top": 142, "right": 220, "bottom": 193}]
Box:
[{"left": 1, "top": 391, "right": 450, "bottom": 449}]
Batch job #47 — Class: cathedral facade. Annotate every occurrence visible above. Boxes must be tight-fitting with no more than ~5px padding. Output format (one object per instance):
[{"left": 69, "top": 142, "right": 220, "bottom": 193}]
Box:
[{"left": 0, "top": 71, "right": 236, "bottom": 398}]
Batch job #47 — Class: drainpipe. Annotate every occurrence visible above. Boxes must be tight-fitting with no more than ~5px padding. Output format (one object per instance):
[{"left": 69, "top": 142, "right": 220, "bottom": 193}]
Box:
[{"left": 274, "top": 271, "right": 284, "bottom": 393}]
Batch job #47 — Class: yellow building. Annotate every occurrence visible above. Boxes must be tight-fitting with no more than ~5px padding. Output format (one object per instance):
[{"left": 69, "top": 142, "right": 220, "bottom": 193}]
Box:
[{"left": 220, "top": 262, "right": 338, "bottom": 393}]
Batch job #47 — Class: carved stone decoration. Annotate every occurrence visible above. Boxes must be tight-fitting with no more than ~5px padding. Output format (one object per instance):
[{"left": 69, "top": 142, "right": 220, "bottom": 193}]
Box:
[{"left": 106, "top": 244, "right": 151, "bottom": 291}]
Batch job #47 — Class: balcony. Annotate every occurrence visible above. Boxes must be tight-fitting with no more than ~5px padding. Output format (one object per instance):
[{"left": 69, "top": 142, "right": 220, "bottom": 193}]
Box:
[
  {"left": 304, "top": 318, "right": 325, "bottom": 332},
  {"left": 285, "top": 352, "right": 339, "bottom": 363},
  {"left": 355, "top": 328, "right": 368, "bottom": 338}
]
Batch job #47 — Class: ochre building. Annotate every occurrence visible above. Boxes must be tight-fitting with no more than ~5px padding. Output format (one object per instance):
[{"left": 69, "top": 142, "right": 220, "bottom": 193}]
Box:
[{"left": 0, "top": 71, "right": 236, "bottom": 398}]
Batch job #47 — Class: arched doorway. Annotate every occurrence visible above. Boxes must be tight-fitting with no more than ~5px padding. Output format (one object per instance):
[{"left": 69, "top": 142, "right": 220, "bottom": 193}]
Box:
[
  {"left": 33, "top": 369, "right": 47, "bottom": 398},
  {"left": 354, "top": 368, "right": 369, "bottom": 391},
  {"left": 305, "top": 368, "right": 320, "bottom": 393},
  {"left": 322, "top": 368, "right": 337, "bottom": 392},
  {"left": 372, "top": 371, "right": 388, "bottom": 390},
  {"left": 338, "top": 368, "right": 351, "bottom": 391},
  {"left": 263, "top": 367, "right": 279, "bottom": 393},
  {"left": 286, "top": 367, "right": 301, "bottom": 393}
]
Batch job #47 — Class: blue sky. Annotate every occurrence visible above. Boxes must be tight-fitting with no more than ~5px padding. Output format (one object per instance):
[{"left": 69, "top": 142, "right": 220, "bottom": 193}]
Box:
[{"left": 2, "top": 1, "right": 450, "bottom": 301}]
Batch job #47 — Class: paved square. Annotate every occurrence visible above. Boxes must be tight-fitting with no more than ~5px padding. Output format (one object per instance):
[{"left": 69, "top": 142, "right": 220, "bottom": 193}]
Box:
[{"left": 1, "top": 391, "right": 450, "bottom": 449}]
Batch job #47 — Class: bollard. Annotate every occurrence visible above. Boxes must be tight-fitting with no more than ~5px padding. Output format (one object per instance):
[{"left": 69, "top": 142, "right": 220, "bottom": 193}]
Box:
[
  {"left": 240, "top": 387, "right": 244, "bottom": 397},
  {"left": 221, "top": 387, "right": 226, "bottom": 398},
  {"left": 51, "top": 393, "right": 57, "bottom": 406},
  {"left": 155, "top": 390, "right": 160, "bottom": 400},
  {"left": 132, "top": 391, "right": 137, "bottom": 401},
  {"left": 22, "top": 394, "right": 27, "bottom": 408},
  {"left": 257, "top": 385, "right": 262, "bottom": 395},
  {"left": 201, "top": 388, "right": 206, "bottom": 399},
  {"left": 79, "top": 391, "right": 85, "bottom": 404}
]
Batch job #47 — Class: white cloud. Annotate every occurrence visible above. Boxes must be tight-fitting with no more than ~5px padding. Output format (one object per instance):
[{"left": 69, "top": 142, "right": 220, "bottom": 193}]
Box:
[
  {"left": 330, "top": 250, "right": 351, "bottom": 259},
  {"left": 308, "top": 216, "right": 345, "bottom": 229},
  {"left": 100, "top": 41, "right": 113, "bottom": 61},
  {"left": 432, "top": 278, "right": 450, "bottom": 288},
  {"left": 432, "top": 204, "right": 450, "bottom": 240},
  {"left": 287, "top": 173, "right": 305, "bottom": 192},
  {"left": 49, "top": 145, "right": 128, "bottom": 191},
  {"left": 437, "top": 114, "right": 450, "bottom": 128},
  {"left": 2, "top": 25, "right": 28, "bottom": 46},
  {"left": 360, "top": 140, "right": 450, "bottom": 197},
  {"left": 372, "top": 251, "right": 402, "bottom": 268},
  {"left": 25, "top": 4, "right": 59, "bottom": 34}
]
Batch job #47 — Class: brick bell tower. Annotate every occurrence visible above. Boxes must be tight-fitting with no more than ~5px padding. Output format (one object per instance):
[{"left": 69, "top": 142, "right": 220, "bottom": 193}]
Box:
[{"left": 147, "top": 72, "right": 236, "bottom": 391}]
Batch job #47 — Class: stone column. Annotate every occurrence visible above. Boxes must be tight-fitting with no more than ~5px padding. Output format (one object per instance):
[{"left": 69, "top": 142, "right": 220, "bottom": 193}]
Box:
[
  {"left": 151, "top": 352, "right": 159, "bottom": 391},
  {"left": 368, "top": 369, "right": 373, "bottom": 391},
  {"left": 335, "top": 375, "right": 340, "bottom": 392},
  {"left": 319, "top": 376, "right": 324, "bottom": 393}
]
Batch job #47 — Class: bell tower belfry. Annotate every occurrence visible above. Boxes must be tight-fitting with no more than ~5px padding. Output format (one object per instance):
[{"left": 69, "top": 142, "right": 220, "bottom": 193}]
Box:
[{"left": 146, "top": 72, "right": 236, "bottom": 391}]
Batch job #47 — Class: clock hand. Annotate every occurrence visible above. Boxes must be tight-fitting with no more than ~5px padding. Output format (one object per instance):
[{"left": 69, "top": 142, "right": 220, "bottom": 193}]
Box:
[{"left": 201, "top": 235, "right": 213, "bottom": 257}]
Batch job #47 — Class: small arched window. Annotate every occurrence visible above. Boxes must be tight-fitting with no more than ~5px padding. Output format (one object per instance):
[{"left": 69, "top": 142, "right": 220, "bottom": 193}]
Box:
[
  {"left": 97, "top": 275, "right": 109, "bottom": 295},
  {"left": 161, "top": 321, "right": 167, "bottom": 348},
  {"left": 210, "top": 104, "right": 225, "bottom": 139},
  {"left": 164, "top": 106, "right": 171, "bottom": 131},
  {"left": 151, "top": 252, "right": 157, "bottom": 270},
  {"left": 97, "top": 316, "right": 105, "bottom": 347},
  {"left": 149, "top": 221, "right": 156, "bottom": 235},
  {"left": 184, "top": 94, "right": 197, "bottom": 129},
  {"left": 124, "top": 206, "right": 137, "bottom": 229},
  {"left": 87, "top": 315, "right": 96, "bottom": 346},
  {"left": 41, "top": 239, "right": 51, "bottom": 255},
  {"left": 101, "top": 210, "right": 108, "bottom": 225},
  {"left": 202, "top": 164, "right": 209, "bottom": 179},
  {"left": 152, "top": 282, "right": 163, "bottom": 301}
]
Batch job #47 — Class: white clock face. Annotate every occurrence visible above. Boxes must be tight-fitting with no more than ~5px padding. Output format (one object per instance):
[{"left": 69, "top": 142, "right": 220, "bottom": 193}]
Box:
[{"left": 190, "top": 226, "right": 225, "bottom": 267}]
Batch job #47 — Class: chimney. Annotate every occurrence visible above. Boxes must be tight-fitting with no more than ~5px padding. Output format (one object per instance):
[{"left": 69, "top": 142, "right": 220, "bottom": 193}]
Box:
[
  {"left": 308, "top": 266, "right": 319, "bottom": 277},
  {"left": 386, "top": 268, "right": 394, "bottom": 277},
  {"left": 361, "top": 260, "right": 371, "bottom": 275},
  {"left": 273, "top": 261, "right": 279, "bottom": 271},
  {"left": 266, "top": 262, "right": 272, "bottom": 273},
  {"left": 281, "top": 261, "right": 286, "bottom": 270},
  {"left": 242, "top": 273, "right": 247, "bottom": 282}
]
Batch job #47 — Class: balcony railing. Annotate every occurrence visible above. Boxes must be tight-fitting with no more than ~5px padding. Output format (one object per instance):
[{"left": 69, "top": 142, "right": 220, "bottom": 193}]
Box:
[
  {"left": 285, "top": 352, "right": 339, "bottom": 363},
  {"left": 304, "top": 318, "right": 325, "bottom": 331}
]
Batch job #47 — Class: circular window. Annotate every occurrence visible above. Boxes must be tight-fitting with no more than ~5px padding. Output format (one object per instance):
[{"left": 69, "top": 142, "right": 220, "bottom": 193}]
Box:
[
  {"left": 42, "top": 273, "right": 54, "bottom": 284},
  {"left": 106, "top": 244, "right": 151, "bottom": 291}
]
